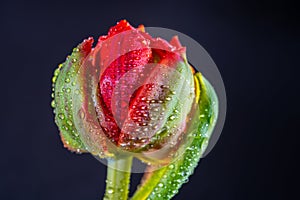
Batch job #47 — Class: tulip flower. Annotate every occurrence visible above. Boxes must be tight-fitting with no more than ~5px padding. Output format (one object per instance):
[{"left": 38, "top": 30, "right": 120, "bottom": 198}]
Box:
[{"left": 51, "top": 20, "right": 218, "bottom": 200}]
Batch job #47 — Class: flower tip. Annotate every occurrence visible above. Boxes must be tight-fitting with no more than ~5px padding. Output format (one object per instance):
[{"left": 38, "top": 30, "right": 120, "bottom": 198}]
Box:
[
  {"left": 79, "top": 37, "right": 94, "bottom": 57},
  {"left": 190, "top": 64, "right": 196, "bottom": 74},
  {"left": 170, "top": 35, "right": 183, "bottom": 48},
  {"left": 99, "top": 19, "right": 134, "bottom": 42},
  {"left": 117, "top": 19, "right": 128, "bottom": 24},
  {"left": 169, "top": 35, "right": 187, "bottom": 58},
  {"left": 137, "top": 24, "right": 145, "bottom": 32}
]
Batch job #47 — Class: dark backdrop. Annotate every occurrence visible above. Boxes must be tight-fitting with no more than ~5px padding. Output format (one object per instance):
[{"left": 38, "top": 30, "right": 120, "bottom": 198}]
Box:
[{"left": 1, "top": 0, "right": 299, "bottom": 199}]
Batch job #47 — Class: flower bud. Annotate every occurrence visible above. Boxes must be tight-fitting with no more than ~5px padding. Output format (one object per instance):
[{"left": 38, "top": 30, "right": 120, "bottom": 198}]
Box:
[{"left": 52, "top": 20, "right": 196, "bottom": 164}]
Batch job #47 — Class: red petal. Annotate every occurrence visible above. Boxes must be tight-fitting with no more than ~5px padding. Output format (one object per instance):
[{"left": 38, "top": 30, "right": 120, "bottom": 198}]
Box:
[
  {"left": 95, "top": 20, "right": 152, "bottom": 143},
  {"left": 99, "top": 20, "right": 133, "bottom": 41},
  {"left": 93, "top": 20, "right": 187, "bottom": 147},
  {"left": 79, "top": 37, "right": 94, "bottom": 57}
]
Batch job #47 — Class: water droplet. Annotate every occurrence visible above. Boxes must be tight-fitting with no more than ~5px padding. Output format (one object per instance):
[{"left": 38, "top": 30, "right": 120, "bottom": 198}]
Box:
[
  {"left": 78, "top": 109, "right": 85, "bottom": 119},
  {"left": 183, "top": 178, "right": 189, "bottom": 183},
  {"left": 58, "top": 113, "right": 65, "bottom": 120},
  {"left": 65, "top": 78, "right": 70, "bottom": 83},
  {"left": 51, "top": 100, "right": 56, "bottom": 108},
  {"left": 66, "top": 120, "right": 73, "bottom": 126},
  {"left": 158, "top": 183, "right": 164, "bottom": 187},
  {"left": 53, "top": 69, "right": 60, "bottom": 77},
  {"left": 169, "top": 115, "right": 176, "bottom": 120},
  {"left": 165, "top": 97, "right": 171, "bottom": 101},
  {"left": 52, "top": 76, "right": 57, "bottom": 83},
  {"left": 153, "top": 107, "right": 159, "bottom": 112},
  {"left": 107, "top": 188, "right": 114, "bottom": 194},
  {"left": 168, "top": 164, "right": 174, "bottom": 169}
]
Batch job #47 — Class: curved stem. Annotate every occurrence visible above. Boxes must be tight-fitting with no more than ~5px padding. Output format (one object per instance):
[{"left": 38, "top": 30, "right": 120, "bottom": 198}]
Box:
[{"left": 103, "top": 155, "right": 133, "bottom": 200}]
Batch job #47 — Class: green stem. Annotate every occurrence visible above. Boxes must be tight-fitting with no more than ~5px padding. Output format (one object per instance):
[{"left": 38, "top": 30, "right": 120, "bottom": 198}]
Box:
[{"left": 103, "top": 155, "right": 133, "bottom": 200}]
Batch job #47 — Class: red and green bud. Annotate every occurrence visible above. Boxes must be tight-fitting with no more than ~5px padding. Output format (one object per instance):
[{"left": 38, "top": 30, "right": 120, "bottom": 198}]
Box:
[
  {"left": 51, "top": 20, "right": 219, "bottom": 200},
  {"left": 52, "top": 20, "right": 195, "bottom": 163}
]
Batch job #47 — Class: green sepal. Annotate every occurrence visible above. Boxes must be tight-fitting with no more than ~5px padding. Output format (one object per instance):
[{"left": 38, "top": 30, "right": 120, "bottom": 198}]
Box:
[
  {"left": 51, "top": 38, "right": 93, "bottom": 153},
  {"left": 133, "top": 59, "right": 195, "bottom": 164},
  {"left": 131, "top": 72, "right": 218, "bottom": 200}
]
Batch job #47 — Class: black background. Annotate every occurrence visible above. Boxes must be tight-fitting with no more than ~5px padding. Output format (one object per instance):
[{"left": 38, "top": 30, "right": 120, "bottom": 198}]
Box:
[{"left": 1, "top": 0, "right": 299, "bottom": 199}]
